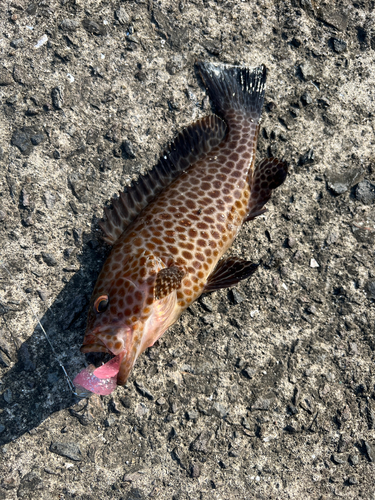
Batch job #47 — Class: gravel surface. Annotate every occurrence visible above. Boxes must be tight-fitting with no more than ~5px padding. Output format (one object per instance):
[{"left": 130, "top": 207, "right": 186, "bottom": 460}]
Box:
[{"left": 0, "top": 1, "right": 375, "bottom": 499}]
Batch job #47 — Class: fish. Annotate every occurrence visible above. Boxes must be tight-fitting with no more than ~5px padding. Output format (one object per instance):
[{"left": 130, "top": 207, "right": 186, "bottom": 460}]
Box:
[{"left": 73, "top": 61, "right": 288, "bottom": 396}]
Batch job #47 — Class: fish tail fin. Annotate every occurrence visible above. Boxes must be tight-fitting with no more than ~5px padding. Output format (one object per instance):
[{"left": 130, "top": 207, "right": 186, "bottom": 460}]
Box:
[{"left": 196, "top": 61, "right": 267, "bottom": 123}]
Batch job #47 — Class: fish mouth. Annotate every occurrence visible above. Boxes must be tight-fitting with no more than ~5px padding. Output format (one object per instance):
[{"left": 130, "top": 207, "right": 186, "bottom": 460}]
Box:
[
  {"left": 80, "top": 341, "right": 110, "bottom": 354},
  {"left": 75, "top": 329, "right": 129, "bottom": 396},
  {"left": 73, "top": 351, "right": 125, "bottom": 397}
]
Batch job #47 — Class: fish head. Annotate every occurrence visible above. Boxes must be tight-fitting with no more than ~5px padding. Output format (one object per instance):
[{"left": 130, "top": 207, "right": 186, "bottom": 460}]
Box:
[{"left": 78, "top": 251, "right": 180, "bottom": 387}]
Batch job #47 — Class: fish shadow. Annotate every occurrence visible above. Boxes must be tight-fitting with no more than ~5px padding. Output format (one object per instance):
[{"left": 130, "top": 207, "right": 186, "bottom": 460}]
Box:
[{"left": 0, "top": 228, "right": 109, "bottom": 446}]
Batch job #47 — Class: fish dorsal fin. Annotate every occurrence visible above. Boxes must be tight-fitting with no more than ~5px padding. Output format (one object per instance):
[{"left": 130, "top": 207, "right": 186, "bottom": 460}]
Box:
[
  {"left": 99, "top": 114, "right": 227, "bottom": 244},
  {"left": 204, "top": 257, "right": 259, "bottom": 292},
  {"left": 245, "top": 157, "right": 288, "bottom": 222},
  {"left": 154, "top": 266, "right": 185, "bottom": 300}
]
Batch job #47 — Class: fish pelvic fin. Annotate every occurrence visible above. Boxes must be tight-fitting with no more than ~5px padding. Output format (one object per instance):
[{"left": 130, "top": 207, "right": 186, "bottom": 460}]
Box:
[
  {"left": 246, "top": 157, "right": 288, "bottom": 222},
  {"left": 99, "top": 114, "right": 227, "bottom": 245},
  {"left": 196, "top": 61, "right": 267, "bottom": 123}
]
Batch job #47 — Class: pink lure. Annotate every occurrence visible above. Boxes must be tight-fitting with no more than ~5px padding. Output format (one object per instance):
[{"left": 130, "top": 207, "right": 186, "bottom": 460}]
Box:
[{"left": 73, "top": 354, "right": 123, "bottom": 396}]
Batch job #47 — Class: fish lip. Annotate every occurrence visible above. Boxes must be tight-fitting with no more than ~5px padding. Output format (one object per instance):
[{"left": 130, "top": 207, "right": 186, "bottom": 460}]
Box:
[
  {"left": 80, "top": 332, "right": 110, "bottom": 353},
  {"left": 81, "top": 326, "right": 131, "bottom": 355},
  {"left": 80, "top": 342, "right": 111, "bottom": 354}
]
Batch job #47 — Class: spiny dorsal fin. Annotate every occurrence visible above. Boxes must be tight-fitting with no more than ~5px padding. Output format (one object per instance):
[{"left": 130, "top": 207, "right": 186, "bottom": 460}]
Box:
[
  {"left": 245, "top": 157, "right": 288, "bottom": 222},
  {"left": 204, "top": 257, "right": 259, "bottom": 292},
  {"left": 154, "top": 266, "right": 185, "bottom": 300},
  {"left": 99, "top": 114, "right": 227, "bottom": 244}
]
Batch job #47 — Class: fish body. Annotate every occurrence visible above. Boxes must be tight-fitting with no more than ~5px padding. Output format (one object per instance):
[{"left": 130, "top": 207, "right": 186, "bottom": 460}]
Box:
[{"left": 74, "top": 62, "right": 288, "bottom": 395}]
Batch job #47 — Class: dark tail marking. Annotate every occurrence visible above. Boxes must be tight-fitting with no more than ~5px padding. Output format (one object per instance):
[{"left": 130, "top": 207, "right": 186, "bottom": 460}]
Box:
[{"left": 196, "top": 61, "right": 267, "bottom": 122}]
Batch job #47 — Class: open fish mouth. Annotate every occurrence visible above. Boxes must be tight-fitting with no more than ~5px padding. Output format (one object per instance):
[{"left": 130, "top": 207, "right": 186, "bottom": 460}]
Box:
[{"left": 73, "top": 350, "right": 125, "bottom": 396}]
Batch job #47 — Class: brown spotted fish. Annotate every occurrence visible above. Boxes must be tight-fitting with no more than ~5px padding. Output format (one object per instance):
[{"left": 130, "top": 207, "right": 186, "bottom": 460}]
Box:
[{"left": 73, "top": 62, "right": 288, "bottom": 395}]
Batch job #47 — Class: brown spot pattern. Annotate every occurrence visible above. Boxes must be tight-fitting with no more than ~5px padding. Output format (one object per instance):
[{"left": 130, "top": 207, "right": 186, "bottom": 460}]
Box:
[{"left": 80, "top": 70, "right": 288, "bottom": 388}]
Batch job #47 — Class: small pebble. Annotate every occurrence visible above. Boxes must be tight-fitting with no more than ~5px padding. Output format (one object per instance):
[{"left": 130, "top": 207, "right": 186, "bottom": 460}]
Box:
[
  {"left": 41, "top": 252, "right": 58, "bottom": 267},
  {"left": 1, "top": 475, "right": 18, "bottom": 490},
  {"left": 200, "top": 296, "right": 214, "bottom": 312},
  {"left": 3, "top": 388, "right": 12, "bottom": 404},
  {"left": 115, "top": 7, "right": 130, "bottom": 25},
  {"left": 120, "top": 395, "right": 132, "bottom": 409},
  {"left": 43, "top": 191, "right": 56, "bottom": 209},
  {"left": 251, "top": 397, "right": 271, "bottom": 411},
  {"left": 122, "top": 140, "right": 137, "bottom": 159},
  {"left": 338, "top": 433, "right": 350, "bottom": 453},
  {"left": 23, "top": 215, "right": 34, "bottom": 226},
  {"left": 299, "top": 148, "right": 314, "bottom": 165},
  {"left": 0, "top": 69, "right": 13, "bottom": 86},
  {"left": 306, "top": 305, "right": 317, "bottom": 315},
  {"left": 51, "top": 86, "right": 64, "bottom": 109},
  {"left": 10, "top": 38, "right": 24, "bottom": 49},
  {"left": 299, "top": 61, "right": 316, "bottom": 80},
  {"left": 332, "top": 452, "right": 345, "bottom": 464},
  {"left": 60, "top": 19, "right": 79, "bottom": 31},
  {"left": 291, "top": 37, "right": 301, "bottom": 48},
  {"left": 63, "top": 247, "right": 75, "bottom": 260},
  {"left": 37, "top": 290, "right": 49, "bottom": 302},
  {"left": 310, "top": 258, "right": 319, "bottom": 268},
  {"left": 134, "top": 380, "right": 153, "bottom": 400},
  {"left": 294, "top": 250, "right": 303, "bottom": 262},
  {"left": 301, "top": 91, "right": 312, "bottom": 105},
  {"left": 34, "top": 34, "right": 48, "bottom": 49},
  {"left": 349, "top": 342, "right": 358, "bottom": 354},
  {"left": 242, "top": 366, "right": 256, "bottom": 379},
  {"left": 30, "top": 133, "right": 44, "bottom": 145},
  {"left": 319, "top": 384, "right": 330, "bottom": 398},
  {"left": 104, "top": 415, "right": 116, "bottom": 427},
  {"left": 349, "top": 454, "right": 359, "bottom": 465},
  {"left": 187, "top": 410, "right": 199, "bottom": 420},
  {"left": 356, "top": 180, "right": 375, "bottom": 205},
  {"left": 287, "top": 403, "right": 298, "bottom": 415},
  {"left": 365, "top": 281, "right": 375, "bottom": 299},
  {"left": 190, "top": 463, "right": 201, "bottom": 478},
  {"left": 50, "top": 442, "right": 82, "bottom": 461},
  {"left": 287, "top": 237, "right": 296, "bottom": 248},
  {"left": 211, "top": 402, "right": 227, "bottom": 418},
  {"left": 331, "top": 38, "right": 347, "bottom": 53},
  {"left": 327, "top": 168, "right": 363, "bottom": 195},
  {"left": 347, "top": 475, "right": 358, "bottom": 485},
  {"left": 364, "top": 440, "right": 374, "bottom": 462},
  {"left": 284, "top": 424, "right": 298, "bottom": 434},
  {"left": 326, "top": 232, "right": 339, "bottom": 245},
  {"left": 231, "top": 289, "right": 246, "bottom": 304}
]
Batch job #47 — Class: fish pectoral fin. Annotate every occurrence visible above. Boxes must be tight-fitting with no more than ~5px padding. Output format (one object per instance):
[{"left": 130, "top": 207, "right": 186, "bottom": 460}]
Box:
[
  {"left": 204, "top": 257, "right": 259, "bottom": 292},
  {"left": 154, "top": 265, "right": 185, "bottom": 300},
  {"left": 245, "top": 157, "right": 288, "bottom": 222}
]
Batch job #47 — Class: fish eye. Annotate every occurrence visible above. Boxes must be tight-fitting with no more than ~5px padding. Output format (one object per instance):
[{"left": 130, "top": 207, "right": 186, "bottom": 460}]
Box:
[{"left": 94, "top": 295, "right": 109, "bottom": 313}]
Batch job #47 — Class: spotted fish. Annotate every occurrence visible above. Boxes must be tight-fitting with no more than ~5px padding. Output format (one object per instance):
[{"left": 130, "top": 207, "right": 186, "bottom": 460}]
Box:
[{"left": 74, "top": 62, "right": 288, "bottom": 395}]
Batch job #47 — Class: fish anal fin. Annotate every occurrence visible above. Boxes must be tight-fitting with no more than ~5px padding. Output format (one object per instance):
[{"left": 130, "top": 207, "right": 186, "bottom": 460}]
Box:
[
  {"left": 154, "top": 265, "right": 185, "bottom": 300},
  {"left": 246, "top": 157, "right": 288, "bottom": 222},
  {"left": 204, "top": 257, "right": 259, "bottom": 292},
  {"left": 99, "top": 115, "right": 227, "bottom": 245}
]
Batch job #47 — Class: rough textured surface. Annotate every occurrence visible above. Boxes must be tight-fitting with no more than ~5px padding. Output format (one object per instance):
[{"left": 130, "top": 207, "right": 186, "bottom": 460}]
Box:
[{"left": 0, "top": 1, "right": 374, "bottom": 499}]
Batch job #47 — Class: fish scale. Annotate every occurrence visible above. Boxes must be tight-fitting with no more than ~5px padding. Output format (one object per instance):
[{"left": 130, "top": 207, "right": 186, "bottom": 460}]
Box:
[{"left": 74, "top": 61, "right": 288, "bottom": 395}]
